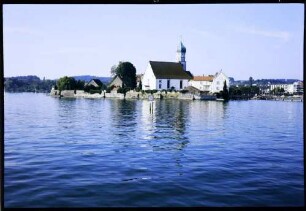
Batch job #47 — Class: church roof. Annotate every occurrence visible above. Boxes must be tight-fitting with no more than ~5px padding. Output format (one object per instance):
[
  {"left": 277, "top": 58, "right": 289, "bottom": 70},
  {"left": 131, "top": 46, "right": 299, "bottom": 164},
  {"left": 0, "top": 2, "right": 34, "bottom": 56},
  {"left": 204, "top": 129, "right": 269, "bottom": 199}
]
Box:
[
  {"left": 149, "top": 61, "right": 192, "bottom": 80},
  {"left": 193, "top": 76, "right": 214, "bottom": 82}
]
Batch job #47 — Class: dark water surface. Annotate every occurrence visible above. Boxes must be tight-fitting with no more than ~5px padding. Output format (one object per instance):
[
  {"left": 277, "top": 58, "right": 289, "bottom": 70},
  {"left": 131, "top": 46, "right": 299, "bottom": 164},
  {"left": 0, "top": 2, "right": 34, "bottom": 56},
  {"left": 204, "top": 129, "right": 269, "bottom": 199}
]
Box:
[{"left": 4, "top": 93, "right": 304, "bottom": 207}]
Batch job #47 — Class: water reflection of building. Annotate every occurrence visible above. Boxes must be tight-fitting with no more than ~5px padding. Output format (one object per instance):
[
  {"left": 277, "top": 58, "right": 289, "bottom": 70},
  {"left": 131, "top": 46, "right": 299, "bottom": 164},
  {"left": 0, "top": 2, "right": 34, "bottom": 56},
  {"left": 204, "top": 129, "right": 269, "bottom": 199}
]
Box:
[
  {"left": 188, "top": 101, "right": 228, "bottom": 140},
  {"left": 140, "top": 100, "right": 190, "bottom": 151},
  {"left": 140, "top": 100, "right": 157, "bottom": 141},
  {"left": 109, "top": 99, "right": 138, "bottom": 137}
]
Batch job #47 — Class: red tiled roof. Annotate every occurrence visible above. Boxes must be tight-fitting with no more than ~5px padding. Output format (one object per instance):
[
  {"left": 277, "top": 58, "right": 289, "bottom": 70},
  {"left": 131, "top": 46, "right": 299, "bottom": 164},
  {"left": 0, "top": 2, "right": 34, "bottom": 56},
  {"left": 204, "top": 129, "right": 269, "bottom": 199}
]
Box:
[{"left": 193, "top": 76, "right": 214, "bottom": 81}]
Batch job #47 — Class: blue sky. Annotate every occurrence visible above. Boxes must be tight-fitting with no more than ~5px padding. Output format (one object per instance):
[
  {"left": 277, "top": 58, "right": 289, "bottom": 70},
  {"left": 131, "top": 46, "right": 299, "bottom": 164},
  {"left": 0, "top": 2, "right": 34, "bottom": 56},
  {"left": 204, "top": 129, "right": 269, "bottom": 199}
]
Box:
[{"left": 3, "top": 4, "right": 304, "bottom": 80}]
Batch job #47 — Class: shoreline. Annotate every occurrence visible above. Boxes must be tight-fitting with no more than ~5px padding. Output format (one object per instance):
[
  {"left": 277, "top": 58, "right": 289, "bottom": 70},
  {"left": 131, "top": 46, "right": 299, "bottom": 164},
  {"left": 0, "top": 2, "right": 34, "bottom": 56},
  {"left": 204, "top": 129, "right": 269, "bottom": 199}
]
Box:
[
  {"left": 48, "top": 89, "right": 303, "bottom": 102},
  {"left": 49, "top": 89, "right": 216, "bottom": 101}
]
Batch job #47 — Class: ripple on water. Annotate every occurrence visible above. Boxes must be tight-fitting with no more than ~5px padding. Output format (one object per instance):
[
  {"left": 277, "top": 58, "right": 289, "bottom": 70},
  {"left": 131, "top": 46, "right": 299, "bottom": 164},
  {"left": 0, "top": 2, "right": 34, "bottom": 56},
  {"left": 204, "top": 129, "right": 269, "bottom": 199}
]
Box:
[{"left": 4, "top": 94, "right": 304, "bottom": 207}]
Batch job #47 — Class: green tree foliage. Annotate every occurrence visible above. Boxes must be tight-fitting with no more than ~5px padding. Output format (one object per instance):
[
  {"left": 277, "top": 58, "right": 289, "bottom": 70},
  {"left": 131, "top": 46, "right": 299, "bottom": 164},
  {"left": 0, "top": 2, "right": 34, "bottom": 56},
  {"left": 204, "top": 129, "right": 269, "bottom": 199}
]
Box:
[
  {"left": 56, "top": 76, "right": 84, "bottom": 91},
  {"left": 112, "top": 61, "right": 137, "bottom": 89},
  {"left": 110, "top": 65, "right": 117, "bottom": 76},
  {"left": 4, "top": 76, "right": 56, "bottom": 93},
  {"left": 249, "top": 76, "right": 253, "bottom": 87},
  {"left": 229, "top": 85, "right": 260, "bottom": 98},
  {"left": 135, "top": 79, "right": 142, "bottom": 92},
  {"left": 222, "top": 81, "right": 229, "bottom": 101},
  {"left": 271, "top": 87, "right": 285, "bottom": 95}
]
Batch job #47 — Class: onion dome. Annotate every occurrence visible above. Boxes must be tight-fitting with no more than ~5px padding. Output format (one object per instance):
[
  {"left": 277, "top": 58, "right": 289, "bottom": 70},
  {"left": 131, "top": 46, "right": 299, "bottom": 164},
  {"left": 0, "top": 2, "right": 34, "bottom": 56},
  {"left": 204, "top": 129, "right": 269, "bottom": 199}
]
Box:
[{"left": 177, "top": 41, "right": 186, "bottom": 53}]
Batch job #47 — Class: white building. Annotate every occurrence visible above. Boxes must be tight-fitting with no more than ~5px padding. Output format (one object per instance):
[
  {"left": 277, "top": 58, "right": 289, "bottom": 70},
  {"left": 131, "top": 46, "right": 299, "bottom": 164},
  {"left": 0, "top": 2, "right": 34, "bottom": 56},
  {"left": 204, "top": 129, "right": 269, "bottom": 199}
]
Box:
[
  {"left": 189, "top": 71, "right": 230, "bottom": 93},
  {"left": 270, "top": 82, "right": 302, "bottom": 94},
  {"left": 142, "top": 41, "right": 193, "bottom": 90},
  {"left": 142, "top": 61, "right": 192, "bottom": 90}
]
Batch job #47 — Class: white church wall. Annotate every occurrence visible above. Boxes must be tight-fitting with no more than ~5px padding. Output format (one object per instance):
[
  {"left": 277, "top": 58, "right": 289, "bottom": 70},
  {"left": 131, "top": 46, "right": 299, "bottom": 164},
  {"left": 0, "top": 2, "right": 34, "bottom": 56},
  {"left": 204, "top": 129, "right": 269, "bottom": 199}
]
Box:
[
  {"left": 156, "top": 79, "right": 189, "bottom": 90},
  {"left": 142, "top": 63, "right": 156, "bottom": 90}
]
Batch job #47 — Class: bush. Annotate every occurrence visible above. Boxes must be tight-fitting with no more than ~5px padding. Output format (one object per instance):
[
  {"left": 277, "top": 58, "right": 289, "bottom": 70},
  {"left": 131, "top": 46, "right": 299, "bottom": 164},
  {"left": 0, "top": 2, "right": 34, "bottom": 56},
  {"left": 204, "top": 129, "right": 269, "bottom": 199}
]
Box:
[
  {"left": 106, "top": 87, "right": 112, "bottom": 93},
  {"left": 117, "top": 87, "right": 124, "bottom": 93},
  {"left": 161, "top": 89, "right": 167, "bottom": 94},
  {"left": 89, "top": 89, "right": 101, "bottom": 94},
  {"left": 117, "top": 87, "right": 130, "bottom": 94},
  {"left": 151, "top": 90, "right": 158, "bottom": 94},
  {"left": 180, "top": 90, "right": 189, "bottom": 94}
]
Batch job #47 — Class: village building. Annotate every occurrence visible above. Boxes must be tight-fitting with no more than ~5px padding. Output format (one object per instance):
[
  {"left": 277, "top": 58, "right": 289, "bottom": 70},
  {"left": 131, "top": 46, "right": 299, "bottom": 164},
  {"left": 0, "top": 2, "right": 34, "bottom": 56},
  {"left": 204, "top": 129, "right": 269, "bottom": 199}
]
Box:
[
  {"left": 142, "top": 41, "right": 193, "bottom": 90},
  {"left": 85, "top": 79, "right": 104, "bottom": 88},
  {"left": 109, "top": 75, "right": 126, "bottom": 90},
  {"left": 270, "top": 81, "right": 303, "bottom": 94},
  {"left": 189, "top": 71, "right": 230, "bottom": 93}
]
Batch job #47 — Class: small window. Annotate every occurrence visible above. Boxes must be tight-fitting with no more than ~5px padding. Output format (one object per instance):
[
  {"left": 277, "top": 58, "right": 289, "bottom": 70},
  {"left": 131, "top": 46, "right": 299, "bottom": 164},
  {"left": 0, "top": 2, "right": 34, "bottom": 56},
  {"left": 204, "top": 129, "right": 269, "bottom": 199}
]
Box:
[
  {"left": 167, "top": 79, "right": 170, "bottom": 89},
  {"left": 159, "top": 83, "right": 162, "bottom": 89},
  {"left": 180, "top": 80, "right": 183, "bottom": 89}
]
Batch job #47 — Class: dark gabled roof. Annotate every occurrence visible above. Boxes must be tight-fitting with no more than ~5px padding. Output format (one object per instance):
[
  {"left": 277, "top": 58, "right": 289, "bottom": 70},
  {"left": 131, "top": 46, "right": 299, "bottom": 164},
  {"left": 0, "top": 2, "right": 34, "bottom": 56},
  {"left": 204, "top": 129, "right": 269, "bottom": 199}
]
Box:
[
  {"left": 185, "top": 71, "right": 193, "bottom": 78},
  {"left": 91, "top": 79, "right": 103, "bottom": 86},
  {"left": 149, "top": 61, "right": 192, "bottom": 80}
]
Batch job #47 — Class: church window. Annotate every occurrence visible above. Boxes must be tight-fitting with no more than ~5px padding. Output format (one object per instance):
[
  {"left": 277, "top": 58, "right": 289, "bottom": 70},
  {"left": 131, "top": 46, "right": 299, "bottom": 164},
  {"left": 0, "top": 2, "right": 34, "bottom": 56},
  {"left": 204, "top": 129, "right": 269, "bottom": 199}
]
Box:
[
  {"left": 167, "top": 80, "right": 170, "bottom": 89},
  {"left": 180, "top": 80, "right": 183, "bottom": 89}
]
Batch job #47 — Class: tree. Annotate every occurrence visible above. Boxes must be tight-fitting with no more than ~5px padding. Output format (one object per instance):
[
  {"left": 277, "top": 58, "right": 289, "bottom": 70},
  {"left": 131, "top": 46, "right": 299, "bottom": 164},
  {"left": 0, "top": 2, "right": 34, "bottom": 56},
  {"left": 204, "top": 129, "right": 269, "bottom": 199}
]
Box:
[
  {"left": 138, "top": 80, "right": 142, "bottom": 89},
  {"left": 56, "top": 76, "right": 77, "bottom": 91},
  {"left": 222, "top": 80, "right": 229, "bottom": 101},
  {"left": 249, "top": 76, "right": 253, "bottom": 87},
  {"left": 112, "top": 61, "right": 137, "bottom": 89},
  {"left": 110, "top": 65, "right": 117, "bottom": 76}
]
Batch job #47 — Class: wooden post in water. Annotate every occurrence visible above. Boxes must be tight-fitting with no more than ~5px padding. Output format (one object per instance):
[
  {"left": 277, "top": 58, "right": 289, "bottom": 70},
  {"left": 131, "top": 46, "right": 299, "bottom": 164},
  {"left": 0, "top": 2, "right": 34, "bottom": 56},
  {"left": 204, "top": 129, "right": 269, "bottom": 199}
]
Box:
[{"left": 149, "top": 94, "right": 154, "bottom": 114}]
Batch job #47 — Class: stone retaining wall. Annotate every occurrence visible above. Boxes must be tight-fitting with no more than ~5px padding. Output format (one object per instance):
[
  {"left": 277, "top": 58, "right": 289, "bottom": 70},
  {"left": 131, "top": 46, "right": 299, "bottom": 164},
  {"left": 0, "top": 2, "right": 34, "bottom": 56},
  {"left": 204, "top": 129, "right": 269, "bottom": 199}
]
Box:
[{"left": 50, "top": 89, "right": 215, "bottom": 101}]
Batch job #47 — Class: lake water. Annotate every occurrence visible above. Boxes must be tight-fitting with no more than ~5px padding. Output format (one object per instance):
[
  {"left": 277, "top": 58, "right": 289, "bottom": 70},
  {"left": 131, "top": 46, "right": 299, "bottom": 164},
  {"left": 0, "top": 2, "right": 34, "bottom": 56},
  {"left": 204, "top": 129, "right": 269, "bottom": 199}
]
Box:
[{"left": 4, "top": 93, "right": 304, "bottom": 207}]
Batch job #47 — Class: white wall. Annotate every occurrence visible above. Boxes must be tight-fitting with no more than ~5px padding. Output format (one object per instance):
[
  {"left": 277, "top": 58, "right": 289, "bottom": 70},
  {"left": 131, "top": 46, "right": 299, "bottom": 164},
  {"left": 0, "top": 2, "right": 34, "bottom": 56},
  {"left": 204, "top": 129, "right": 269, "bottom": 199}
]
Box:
[
  {"left": 211, "top": 72, "right": 230, "bottom": 93},
  {"left": 155, "top": 79, "right": 189, "bottom": 90},
  {"left": 189, "top": 80, "right": 212, "bottom": 91},
  {"left": 142, "top": 63, "right": 156, "bottom": 90},
  {"left": 270, "top": 83, "right": 298, "bottom": 94}
]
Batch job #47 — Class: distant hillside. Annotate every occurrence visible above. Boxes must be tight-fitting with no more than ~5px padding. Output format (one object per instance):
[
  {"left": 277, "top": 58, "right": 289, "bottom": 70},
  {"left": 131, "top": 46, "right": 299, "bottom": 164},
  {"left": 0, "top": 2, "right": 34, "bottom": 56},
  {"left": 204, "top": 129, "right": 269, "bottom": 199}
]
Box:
[
  {"left": 72, "top": 75, "right": 113, "bottom": 85},
  {"left": 4, "top": 75, "right": 56, "bottom": 93}
]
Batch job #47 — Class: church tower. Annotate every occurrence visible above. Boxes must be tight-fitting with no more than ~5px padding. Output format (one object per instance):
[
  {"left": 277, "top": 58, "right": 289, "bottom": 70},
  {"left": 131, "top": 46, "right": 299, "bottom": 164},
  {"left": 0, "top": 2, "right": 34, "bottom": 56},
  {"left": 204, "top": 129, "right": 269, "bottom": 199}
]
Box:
[{"left": 176, "top": 40, "right": 187, "bottom": 71}]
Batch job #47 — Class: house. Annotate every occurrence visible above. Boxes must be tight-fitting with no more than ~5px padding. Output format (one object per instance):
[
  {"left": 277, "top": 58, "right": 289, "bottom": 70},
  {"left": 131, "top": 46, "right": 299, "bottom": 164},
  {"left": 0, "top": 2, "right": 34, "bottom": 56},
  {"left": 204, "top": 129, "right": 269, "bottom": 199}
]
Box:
[
  {"left": 189, "top": 71, "right": 230, "bottom": 93},
  {"left": 270, "top": 81, "right": 303, "bottom": 94},
  {"left": 142, "top": 61, "right": 192, "bottom": 90},
  {"left": 142, "top": 41, "right": 193, "bottom": 90},
  {"left": 210, "top": 71, "right": 230, "bottom": 93},
  {"left": 109, "top": 75, "right": 126, "bottom": 89},
  {"left": 189, "top": 75, "right": 214, "bottom": 92},
  {"left": 85, "top": 79, "right": 104, "bottom": 88}
]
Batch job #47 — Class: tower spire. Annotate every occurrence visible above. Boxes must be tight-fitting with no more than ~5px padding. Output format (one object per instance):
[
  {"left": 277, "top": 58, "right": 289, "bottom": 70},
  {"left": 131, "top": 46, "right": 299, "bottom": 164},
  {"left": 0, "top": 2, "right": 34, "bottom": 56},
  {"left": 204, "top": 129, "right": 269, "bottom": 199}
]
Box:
[{"left": 176, "top": 36, "right": 186, "bottom": 71}]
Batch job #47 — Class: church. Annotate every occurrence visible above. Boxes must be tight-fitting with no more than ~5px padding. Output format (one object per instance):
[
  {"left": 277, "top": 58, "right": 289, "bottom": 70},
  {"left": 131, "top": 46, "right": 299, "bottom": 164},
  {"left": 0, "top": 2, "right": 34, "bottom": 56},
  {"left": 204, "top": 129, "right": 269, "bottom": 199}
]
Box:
[{"left": 142, "top": 41, "right": 193, "bottom": 91}]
